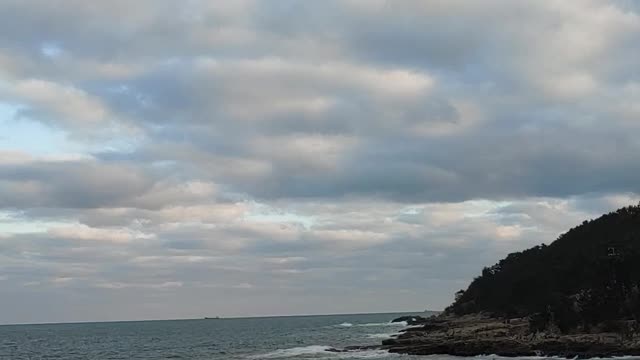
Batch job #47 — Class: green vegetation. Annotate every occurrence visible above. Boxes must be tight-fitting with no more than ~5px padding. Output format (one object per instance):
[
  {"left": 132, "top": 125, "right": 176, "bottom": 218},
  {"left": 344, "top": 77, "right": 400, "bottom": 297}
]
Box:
[{"left": 448, "top": 204, "right": 640, "bottom": 334}]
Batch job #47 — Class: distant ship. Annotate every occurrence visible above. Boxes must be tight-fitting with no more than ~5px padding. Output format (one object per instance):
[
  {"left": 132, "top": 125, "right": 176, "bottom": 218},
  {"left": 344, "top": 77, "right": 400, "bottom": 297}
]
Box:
[{"left": 204, "top": 316, "right": 221, "bottom": 319}]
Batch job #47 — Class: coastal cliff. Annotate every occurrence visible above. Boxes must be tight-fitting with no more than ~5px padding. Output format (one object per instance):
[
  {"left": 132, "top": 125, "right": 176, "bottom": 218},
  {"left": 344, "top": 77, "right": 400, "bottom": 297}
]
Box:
[{"left": 381, "top": 204, "right": 640, "bottom": 358}]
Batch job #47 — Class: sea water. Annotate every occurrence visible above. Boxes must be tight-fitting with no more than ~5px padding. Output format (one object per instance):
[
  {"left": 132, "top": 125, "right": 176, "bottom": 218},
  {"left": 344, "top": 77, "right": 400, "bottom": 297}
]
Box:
[
  {"left": 0, "top": 312, "right": 426, "bottom": 359},
  {"left": 4, "top": 312, "right": 620, "bottom": 360}
]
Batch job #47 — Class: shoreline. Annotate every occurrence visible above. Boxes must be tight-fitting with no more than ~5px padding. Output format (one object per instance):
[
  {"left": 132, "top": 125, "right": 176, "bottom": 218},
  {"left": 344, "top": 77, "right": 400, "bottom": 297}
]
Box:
[{"left": 373, "top": 313, "right": 640, "bottom": 359}]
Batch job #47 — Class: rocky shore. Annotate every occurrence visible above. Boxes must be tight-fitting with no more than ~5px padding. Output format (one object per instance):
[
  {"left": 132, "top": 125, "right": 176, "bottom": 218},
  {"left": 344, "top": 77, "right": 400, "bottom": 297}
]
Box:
[
  {"left": 377, "top": 313, "right": 640, "bottom": 358},
  {"left": 340, "top": 206, "right": 640, "bottom": 358}
]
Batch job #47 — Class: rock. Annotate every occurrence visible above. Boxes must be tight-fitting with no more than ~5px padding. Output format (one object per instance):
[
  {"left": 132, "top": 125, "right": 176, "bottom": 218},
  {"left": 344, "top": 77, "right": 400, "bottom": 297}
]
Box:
[
  {"left": 326, "top": 345, "right": 382, "bottom": 353},
  {"left": 378, "top": 313, "right": 640, "bottom": 358},
  {"left": 366, "top": 206, "right": 640, "bottom": 358},
  {"left": 391, "top": 315, "right": 429, "bottom": 325},
  {"left": 342, "top": 345, "right": 381, "bottom": 352}
]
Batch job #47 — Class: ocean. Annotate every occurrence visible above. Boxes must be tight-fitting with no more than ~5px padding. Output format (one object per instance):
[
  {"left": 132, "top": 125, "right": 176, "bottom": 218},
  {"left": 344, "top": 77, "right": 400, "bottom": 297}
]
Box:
[{"left": 0, "top": 312, "right": 429, "bottom": 360}]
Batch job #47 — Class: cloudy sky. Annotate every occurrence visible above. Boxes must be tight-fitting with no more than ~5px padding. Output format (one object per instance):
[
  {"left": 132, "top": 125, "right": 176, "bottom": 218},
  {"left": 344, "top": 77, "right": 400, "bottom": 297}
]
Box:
[{"left": 1, "top": 0, "right": 640, "bottom": 324}]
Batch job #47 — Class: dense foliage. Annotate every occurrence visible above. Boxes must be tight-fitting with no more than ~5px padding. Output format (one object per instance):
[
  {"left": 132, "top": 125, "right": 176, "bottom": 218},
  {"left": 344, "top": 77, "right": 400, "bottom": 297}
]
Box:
[{"left": 448, "top": 204, "right": 640, "bottom": 333}]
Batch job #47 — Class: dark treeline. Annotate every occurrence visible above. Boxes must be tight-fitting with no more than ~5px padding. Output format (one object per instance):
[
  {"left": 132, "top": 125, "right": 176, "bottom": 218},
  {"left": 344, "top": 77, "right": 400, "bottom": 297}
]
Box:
[{"left": 448, "top": 204, "right": 640, "bottom": 334}]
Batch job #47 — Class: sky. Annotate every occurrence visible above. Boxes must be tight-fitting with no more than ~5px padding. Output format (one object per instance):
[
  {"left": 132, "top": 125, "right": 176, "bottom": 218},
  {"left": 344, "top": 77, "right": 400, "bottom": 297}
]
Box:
[{"left": 1, "top": 0, "right": 640, "bottom": 325}]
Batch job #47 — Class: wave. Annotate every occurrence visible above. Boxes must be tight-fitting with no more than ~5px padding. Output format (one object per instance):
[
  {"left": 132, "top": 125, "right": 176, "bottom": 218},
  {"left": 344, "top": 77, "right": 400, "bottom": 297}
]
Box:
[
  {"left": 366, "top": 332, "right": 401, "bottom": 339},
  {"left": 356, "top": 321, "right": 407, "bottom": 327},
  {"left": 249, "top": 345, "right": 333, "bottom": 358},
  {"left": 251, "top": 347, "right": 640, "bottom": 360},
  {"left": 333, "top": 321, "right": 408, "bottom": 328},
  {"left": 336, "top": 349, "right": 402, "bottom": 358},
  {"left": 249, "top": 345, "right": 399, "bottom": 359}
]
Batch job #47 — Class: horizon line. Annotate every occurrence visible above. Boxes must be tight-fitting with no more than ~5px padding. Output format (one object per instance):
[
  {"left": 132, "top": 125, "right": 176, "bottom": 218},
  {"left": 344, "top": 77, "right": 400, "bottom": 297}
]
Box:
[{"left": 0, "top": 309, "right": 442, "bottom": 327}]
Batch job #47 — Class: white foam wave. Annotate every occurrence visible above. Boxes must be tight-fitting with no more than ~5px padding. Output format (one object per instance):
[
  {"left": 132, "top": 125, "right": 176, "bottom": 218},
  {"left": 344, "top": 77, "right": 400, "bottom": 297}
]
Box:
[
  {"left": 248, "top": 345, "right": 399, "bottom": 359},
  {"left": 355, "top": 321, "right": 407, "bottom": 327},
  {"left": 336, "top": 349, "right": 401, "bottom": 358},
  {"left": 253, "top": 347, "right": 640, "bottom": 360},
  {"left": 249, "top": 345, "right": 333, "bottom": 358},
  {"left": 332, "top": 321, "right": 407, "bottom": 328}
]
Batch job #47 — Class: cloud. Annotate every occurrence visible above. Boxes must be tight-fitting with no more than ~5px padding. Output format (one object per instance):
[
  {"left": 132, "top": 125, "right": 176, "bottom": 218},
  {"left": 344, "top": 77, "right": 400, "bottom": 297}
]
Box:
[
  {"left": 47, "top": 224, "right": 154, "bottom": 244},
  {"left": 0, "top": 154, "right": 152, "bottom": 208},
  {"left": 0, "top": 0, "right": 639, "bottom": 323},
  {"left": 11, "top": 79, "right": 110, "bottom": 126}
]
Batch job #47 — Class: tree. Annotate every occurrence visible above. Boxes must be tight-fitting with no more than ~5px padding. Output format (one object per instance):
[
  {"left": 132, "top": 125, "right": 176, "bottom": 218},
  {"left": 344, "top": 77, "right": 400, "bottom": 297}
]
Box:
[{"left": 447, "top": 205, "right": 640, "bottom": 333}]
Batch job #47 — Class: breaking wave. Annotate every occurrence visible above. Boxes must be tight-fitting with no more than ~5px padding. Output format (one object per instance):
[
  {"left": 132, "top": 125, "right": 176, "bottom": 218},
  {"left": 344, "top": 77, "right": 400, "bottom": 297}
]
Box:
[
  {"left": 358, "top": 321, "right": 407, "bottom": 327},
  {"left": 334, "top": 321, "right": 407, "bottom": 328},
  {"left": 249, "top": 345, "right": 334, "bottom": 358},
  {"left": 248, "top": 345, "right": 398, "bottom": 359},
  {"left": 366, "top": 332, "right": 401, "bottom": 339}
]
